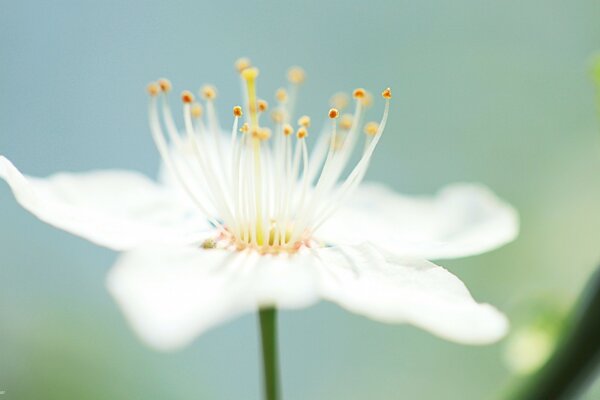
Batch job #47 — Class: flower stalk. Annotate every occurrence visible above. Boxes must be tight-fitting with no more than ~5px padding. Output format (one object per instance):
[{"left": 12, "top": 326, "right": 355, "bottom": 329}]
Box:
[{"left": 259, "top": 307, "right": 280, "bottom": 400}]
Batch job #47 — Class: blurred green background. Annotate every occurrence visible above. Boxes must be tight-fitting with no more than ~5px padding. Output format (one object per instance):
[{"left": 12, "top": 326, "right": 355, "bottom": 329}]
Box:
[{"left": 1, "top": 0, "right": 600, "bottom": 399}]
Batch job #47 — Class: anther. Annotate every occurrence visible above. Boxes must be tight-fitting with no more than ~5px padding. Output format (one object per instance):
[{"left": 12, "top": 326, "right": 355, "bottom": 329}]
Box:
[
  {"left": 352, "top": 88, "right": 366, "bottom": 99},
  {"left": 328, "top": 108, "right": 339, "bottom": 119},
  {"left": 297, "top": 115, "right": 311, "bottom": 127},
  {"left": 181, "top": 90, "right": 194, "bottom": 103},
  {"left": 235, "top": 57, "right": 251, "bottom": 73},
  {"left": 191, "top": 103, "right": 203, "bottom": 118},
  {"left": 147, "top": 82, "right": 159, "bottom": 96},
  {"left": 201, "top": 85, "right": 217, "bottom": 100},
  {"left": 364, "top": 121, "right": 379, "bottom": 136},
  {"left": 158, "top": 78, "right": 172, "bottom": 92},
  {"left": 283, "top": 124, "right": 293, "bottom": 136},
  {"left": 382, "top": 87, "right": 392, "bottom": 99},
  {"left": 240, "top": 122, "right": 249, "bottom": 133},
  {"left": 233, "top": 106, "right": 243, "bottom": 117},
  {"left": 258, "top": 99, "right": 269, "bottom": 112},
  {"left": 287, "top": 66, "right": 306, "bottom": 84},
  {"left": 257, "top": 127, "right": 272, "bottom": 140},
  {"left": 296, "top": 127, "right": 308, "bottom": 139},
  {"left": 360, "top": 91, "right": 373, "bottom": 107},
  {"left": 271, "top": 110, "right": 284, "bottom": 123},
  {"left": 330, "top": 92, "right": 349, "bottom": 110},
  {"left": 242, "top": 67, "right": 260, "bottom": 80},
  {"left": 339, "top": 114, "right": 353, "bottom": 130},
  {"left": 275, "top": 88, "right": 288, "bottom": 103}
]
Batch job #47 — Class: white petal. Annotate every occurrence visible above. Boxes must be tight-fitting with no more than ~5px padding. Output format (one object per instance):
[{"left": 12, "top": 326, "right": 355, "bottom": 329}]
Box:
[
  {"left": 317, "top": 182, "right": 518, "bottom": 259},
  {"left": 315, "top": 243, "right": 508, "bottom": 344},
  {"left": 0, "top": 156, "right": 210, "bottom": 250},
  {"left": 106, "top": 245, "right": 321, "bottom": 350}
]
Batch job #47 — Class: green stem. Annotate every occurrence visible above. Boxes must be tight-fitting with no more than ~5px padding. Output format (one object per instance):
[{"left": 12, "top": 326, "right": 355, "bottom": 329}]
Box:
[{"left": 259, "top": 307, "right": 280, "bottom": 400}]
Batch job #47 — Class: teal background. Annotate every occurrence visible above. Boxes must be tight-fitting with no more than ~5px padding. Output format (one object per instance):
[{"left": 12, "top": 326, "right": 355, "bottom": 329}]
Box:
[{"left": 1, "top": 0, "right": 600, "bottom": 399}]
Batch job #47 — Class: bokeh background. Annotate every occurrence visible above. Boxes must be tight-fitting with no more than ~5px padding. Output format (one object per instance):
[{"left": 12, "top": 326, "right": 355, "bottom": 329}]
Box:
[{"left": 1, "top": 1, "right": 600, "bottom": 399}]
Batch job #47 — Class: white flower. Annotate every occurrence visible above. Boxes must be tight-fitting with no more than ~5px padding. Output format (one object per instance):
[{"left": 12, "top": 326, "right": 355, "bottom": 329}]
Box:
[{"left": 0, "top": 61, "right": 518, "bottom": 350}]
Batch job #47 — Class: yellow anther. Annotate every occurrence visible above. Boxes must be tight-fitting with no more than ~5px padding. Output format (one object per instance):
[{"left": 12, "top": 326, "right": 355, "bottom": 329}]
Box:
[
  {"left": 258, "top": 99, "right": 269, "bottom": 112},
  {"left": 181, "top": 90, "right": 194, "bottom": 103},
  {"left": 364, "top": 121, "right": 379, "bottom": 136},
  {"left": 353, "top": 88, "right": 366, "bottom": 99},
  {"left": 275, "top": 88, "right": 288, "bottom": 103},
  {"left": 201, "top": 85, "right": 217, "bottom": 100},
  {"left": 257, "top": 127, "right": 272, "bottom": 140},
  {"left": 271, "top": 110, "right": 284, "bottom": 123},
  {"left": 296, "top": 127, "right": 308, "bottom": 139},
  {"left": 297, "top": 115, "right": 311, "bottom": 127},
  {"left": 328, "top": 108, "right": 339, "bottom": 119},
  {"left": 242, "top": 67, "right": 260, "bottom": 80},
  {"left": 382, "top": 87, "right": 392, "bottom": 99},
  {"left": 240, "top": 122, "right": 249, "bottom": 133},
  {"left": 287, "top": 66, "right": 306, "bottom": 84},
  {"left": 233, "top": 105, "right": 243, "bottom": 117},
  {"left": 360, "top": 91, "right": 373, "bottom": 107},
  {"left": 330, "top": 92, "right": 349, "bottom": 110},
  {"left": 283, "top": 124, "right": 293, "bottom": 136},
  {"left": 235, "top": 57, "right": 251, "bottom": 73},
  {"left": 191, "top": 103, "right": 203, "bottom": 118},
  {"left": 147, "top": 82, "right": 159, "bottom": 96},
  {"left": 158, "top": 78, "right": 172, "bottom": 92},
  {"left": 339, "top": 114, "right": 353, "bottom": 130}
]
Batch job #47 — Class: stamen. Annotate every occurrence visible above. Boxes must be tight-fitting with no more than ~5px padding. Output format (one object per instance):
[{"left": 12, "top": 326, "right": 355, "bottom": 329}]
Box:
[
  {"left": 201, "top": 85, "right": 217, "bottom": 100},
  {"left": 297, "top": 115, "right": 311, "bottom": 128},
  {"left": 330, "top": 92, "right": 349, "bottom": 110},
  {"left": 339, "top": 114, "right": 353, "bottom": 130},
  {"left": 287, "top": 66, "right": 306, "bottom": 85},
  {"left": 275, "top": 88, "right": 288, "bottom": 103},
  {"left": 363, "top": 121, "right": 379, "bottom": 136},
  {"left": 258, "top": 99, "right": 269, "bottom": 112},
  {"left": 296, "top": 127, "right": 308, "bottom": 139},
  {"left": 191, "top": 103, "right": 203, "bottom": 118},
  {"left": 328, "top": 108, "right": 339, "bottom": 119},
  {"left": 283, "top": 124, "right": 293, "bottom": 136},
  {"left": 181, "top": 90, "right": 194, "bottom": 103},
  {"left": 158, "top": 78, "right": 172, "bottom": 92},
  {"left": 147, "top": 82, "right": 159, "bottom": 96},
  {"left": 233, "top": 105, "right": 243, "bottom": 117},
  {"left": 235, "top": 57, "right": 251, "bottom": 73}
]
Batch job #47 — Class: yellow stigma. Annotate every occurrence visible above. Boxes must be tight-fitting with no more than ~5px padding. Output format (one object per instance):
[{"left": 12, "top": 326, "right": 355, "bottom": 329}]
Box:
[
  {"left": 328, "top": 108, "right": 339, "bottom": 119},
  {"left": 364, "top": 121, "right": 379, "bottom": 136},
  {"left": 240, "top": 122, "right": 249, "bottom": 133},
  {"left": 147, "top": 82, "right": 159, "bottom": 96},
  {"left": 181, "top": 90, "right": 194, "bottom": 103},
  {"left": 233, "top": 105, "right": 243, "bottom": 117},
  {"left": 158, "top": 78, "right": 172, "bottom": 92},
  {"left": 258, "top": 99, "right": 269, "bottom": 112},
  {"left": 340, "top": 114, "right": 353, "bottom": 130},
  {"left": 275, "top": 88, "right": 288, "bottom": 103},
  {"left": 271, "top": 110, "right": 284, "bottom": 123},
  {"left": 352, "top": 88, "right": 366, "bottom": 99},
  {"left": 296, "top": 127, "right": 308, "bottom": 139},
  {"left": 283, "top": 123, "right": 293, "bottom": 136},
  {"left": 191, "top": 102, "right": 203, "bottom": 118},
  {"left": 201, "top": 85, "right": 217, "bottom": 100},
  {"left": 382, "top": 87, "right": 392, "bottom": 99},
  {"left": 242, "top": 67, "right": 260, "bottom": 80},
  {"left": 235, "top": 57, "right": 251, "bottom": 73},
  {"left": 287, "top": 66, "right": 306, "bottom": 84},
  {"left": 330, "top": 92, "right": 349, "bottom": 110},
  {"left": 297, "top": 115, "right": 311, "bottom": 127}
]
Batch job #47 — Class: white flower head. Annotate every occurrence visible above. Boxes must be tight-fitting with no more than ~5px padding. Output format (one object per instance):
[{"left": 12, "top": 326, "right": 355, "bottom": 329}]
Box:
[{"left": 0, "top": 59, "right": 519, "bottom": 350}]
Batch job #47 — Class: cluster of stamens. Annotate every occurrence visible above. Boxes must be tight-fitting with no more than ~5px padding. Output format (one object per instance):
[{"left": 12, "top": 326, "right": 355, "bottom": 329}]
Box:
[{"left": 146, "top": 58, "right": 391, "bottom": 253}]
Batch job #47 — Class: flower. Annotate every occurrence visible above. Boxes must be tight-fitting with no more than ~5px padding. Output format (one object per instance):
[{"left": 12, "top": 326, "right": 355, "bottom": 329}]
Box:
[{"left": 0, "top": 59, "right": 518, "bottom": 350}]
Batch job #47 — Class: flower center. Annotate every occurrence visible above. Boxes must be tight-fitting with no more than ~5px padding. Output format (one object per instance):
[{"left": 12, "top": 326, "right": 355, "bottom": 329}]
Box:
[{"left": 146, "top": 58, "right": 391, "bottom": 254}]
